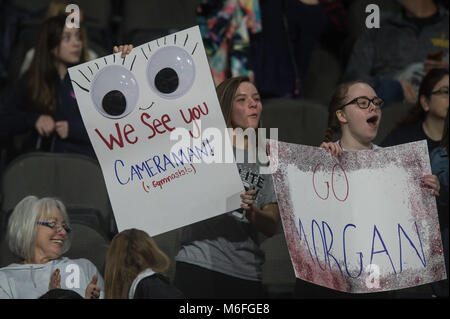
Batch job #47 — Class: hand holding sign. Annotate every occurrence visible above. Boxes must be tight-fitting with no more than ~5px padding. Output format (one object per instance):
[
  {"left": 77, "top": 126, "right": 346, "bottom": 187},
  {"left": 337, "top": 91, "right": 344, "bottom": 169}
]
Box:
[
  {"left": 113, "top": 44, "right": 134, "bottom": 58},
  {"left": 270, "top": 140, "right": 446, "bottom": 293}
]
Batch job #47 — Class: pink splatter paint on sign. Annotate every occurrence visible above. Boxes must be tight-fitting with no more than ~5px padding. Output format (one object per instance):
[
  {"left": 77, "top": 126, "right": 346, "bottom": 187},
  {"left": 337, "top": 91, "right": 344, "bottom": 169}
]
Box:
[{"left": 269, "top": 139, "right": 446, "bottom": 293}]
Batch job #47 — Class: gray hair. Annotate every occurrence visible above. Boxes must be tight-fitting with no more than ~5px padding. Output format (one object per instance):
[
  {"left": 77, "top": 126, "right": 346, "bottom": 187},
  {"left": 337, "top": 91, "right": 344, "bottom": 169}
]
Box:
[{"left": 7, "top": 195, "right": 72, "bottom": 262}]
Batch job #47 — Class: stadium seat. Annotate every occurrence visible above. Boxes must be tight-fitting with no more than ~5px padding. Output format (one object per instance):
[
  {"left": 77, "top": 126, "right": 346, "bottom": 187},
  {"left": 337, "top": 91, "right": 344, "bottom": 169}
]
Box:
[
  {"left": 120, "top": 0, "right": 201, "bottom": 45},
  {"left": 0, "top": 152, "right": 115, "bottom": 238},
  {"left": 302, "top": 47, "right": 342, "bottom": 105},
  {"left": 261, "top": 232, "right": 296, "bottom": 297},
  {"left": 373, "top": 102, "right": 412, "bottom": 145},
  {"left": 0, "top": 235, "right": 20, "bottom": 268},
  {"left": 153, "top": 228, "right": 182, "bottom": 282},
  {"left": 65, "top": 222, "right": 110, "bottom": 276},
  {"left": 261, "top": 98, "right": 328, "bottom": 147},
  {"left": 0, "top": 222, "right": 109, "bottom": 278}
]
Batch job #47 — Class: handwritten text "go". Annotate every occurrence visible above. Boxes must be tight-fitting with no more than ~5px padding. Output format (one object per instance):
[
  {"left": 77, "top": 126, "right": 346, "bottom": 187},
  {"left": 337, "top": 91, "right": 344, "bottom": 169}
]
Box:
[{"left": 312, "top": 163, "right": 349, "bottom": 202}]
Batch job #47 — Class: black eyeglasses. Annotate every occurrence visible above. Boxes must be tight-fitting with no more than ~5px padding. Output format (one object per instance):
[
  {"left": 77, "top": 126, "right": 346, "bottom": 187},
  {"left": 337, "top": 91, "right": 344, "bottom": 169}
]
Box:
[
  {"left": 37, "top": 221, "right": 72, "bottom": 233},
  {"left": 339, "top": 96, "right": 385, "bottom": 109},
  {"left": 431, "top": 87, "right": 449, "bottom": 96}
]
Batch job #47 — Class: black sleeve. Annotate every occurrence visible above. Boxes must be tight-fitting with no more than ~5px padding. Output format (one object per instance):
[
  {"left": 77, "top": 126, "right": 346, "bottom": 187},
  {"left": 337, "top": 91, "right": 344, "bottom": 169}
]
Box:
[
  {"left": 133, "top": 274, "right": 185, "bottom": 299},
  {"left": 0, "top": 75, "right": 40, "bottom": 136}
]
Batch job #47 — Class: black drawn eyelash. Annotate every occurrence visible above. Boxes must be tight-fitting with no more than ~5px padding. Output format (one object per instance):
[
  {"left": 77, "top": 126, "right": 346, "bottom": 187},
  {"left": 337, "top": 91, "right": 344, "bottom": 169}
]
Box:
[
  {"left": 130, "top": 55, "right": 137, "bottom": 71},
  {"left": 78, "top": 69, "right": 91, "bottom": 82},
  {"left": 72, "top": 79, "right": 89, "bottom": 92},
  {"left": 72, "top": 32, "right": 197, "bottom": 95},
  {"left": 141, "top": 47, "right": 148, "bottom": 60},
  {"left": 191, "top": 42, "right": 198, "bottom": 55}
]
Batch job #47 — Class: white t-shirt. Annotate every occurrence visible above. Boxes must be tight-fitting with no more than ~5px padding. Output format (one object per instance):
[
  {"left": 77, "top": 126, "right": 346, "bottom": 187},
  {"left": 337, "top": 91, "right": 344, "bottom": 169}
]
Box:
[{"left": 176, "top": 147, "right": 278, "bottom": 281}]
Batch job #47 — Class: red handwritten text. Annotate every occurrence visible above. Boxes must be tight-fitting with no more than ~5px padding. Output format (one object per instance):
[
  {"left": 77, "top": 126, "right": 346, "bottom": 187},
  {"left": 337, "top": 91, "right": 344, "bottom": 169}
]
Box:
[{"left": 312, "top": 163, "right": 349, "bottom": 202}]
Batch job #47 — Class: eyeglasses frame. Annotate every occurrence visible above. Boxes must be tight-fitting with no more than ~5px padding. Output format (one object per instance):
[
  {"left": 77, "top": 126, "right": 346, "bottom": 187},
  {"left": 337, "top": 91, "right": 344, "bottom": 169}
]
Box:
[{"left": 37, "top": 221, "right": 72, "bottom": 233}]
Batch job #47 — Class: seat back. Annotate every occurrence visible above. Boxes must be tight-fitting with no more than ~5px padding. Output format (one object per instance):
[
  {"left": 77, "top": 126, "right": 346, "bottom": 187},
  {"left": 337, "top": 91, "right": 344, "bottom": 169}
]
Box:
[
  {"left": 120, "top": 0, "right": 201, "bottom": 45},
  {"left": 302, "top": 48, "right": 342, "bottom": 105},
  {"left": 373, "top": 102, "right": 412, "bottom": 145},
  {"left": 65, "top": 222, "right": 110, "bottom": 276},
  {"left": 153, "top": 228, "right": 182, "bottom": 282},
  {"left": 261, "top": 233, "right": 296, "bottom": 296},
  {"left": 0, "top": 222, "right": 109, "bottom": 277},
  {"left": 262, "top": 98, "right": 328, "bottom": 147},
  {"left": 0, "top": 236, "right": 20, "bottom": 268},
  {"left": 0, "top": 152, "right": 114, "bottom": 236}
]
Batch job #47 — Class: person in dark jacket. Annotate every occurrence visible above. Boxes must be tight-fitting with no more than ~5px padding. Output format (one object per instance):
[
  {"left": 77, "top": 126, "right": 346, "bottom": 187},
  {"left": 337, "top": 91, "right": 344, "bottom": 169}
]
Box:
[
  {"left": 0, "top": 15, "right": 95, "bottom": 159},
  {"left": 430, "top": 110, "right": 449, "bottom": 297},
  {"left": 381, "top": 68, "right": 449, "bottom": 156},
  {"left": 104, "top": 228, "right": 184, "bottom": 299},
  {"left": 343, "top": 0, "right": 448, "bottom": 104}
]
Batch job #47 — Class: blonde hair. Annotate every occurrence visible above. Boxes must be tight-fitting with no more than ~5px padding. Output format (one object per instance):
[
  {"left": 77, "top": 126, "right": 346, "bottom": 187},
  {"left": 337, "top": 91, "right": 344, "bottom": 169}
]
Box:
[
  {"left": 7, "top": 195, "right": 72, "bottom": 262},
  {"left": 104, "top": 229, "right": 170, "bottom": 299}
]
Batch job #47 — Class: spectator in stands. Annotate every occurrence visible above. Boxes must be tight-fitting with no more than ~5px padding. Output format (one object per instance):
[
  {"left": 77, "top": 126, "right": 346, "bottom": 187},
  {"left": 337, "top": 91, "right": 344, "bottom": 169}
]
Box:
[
  {"left": 381, "top": 68, "right": 449, "bottom": 156},
  {"left": 104, "top": 228, "right": 183, "bottom": 299},
  {"left": 19, "top": 0, "right": 98, "bottom": 76},
  {"left": 430, "top": 109, "right": 449, "bottom": 297},
  {"left": 293, "top": 80, "right": 440, "bottom": 298},
  {"left": 196, "top": 0, "right": 262, "bottom": 85},
  {"left": 0, "top": 195, "right": 103, "bottom": 299},
  {"left": 0, "top": 15, "right": 95, "bottom": 158},
  {"left": 252, "top": 0, "right": 347, "bottom": 98},
  {"left": 343, "top": 0, "right": 448, "bottom": 104},
  {"left": 173, "top": 76, "right": 280, "bottom": 298}
]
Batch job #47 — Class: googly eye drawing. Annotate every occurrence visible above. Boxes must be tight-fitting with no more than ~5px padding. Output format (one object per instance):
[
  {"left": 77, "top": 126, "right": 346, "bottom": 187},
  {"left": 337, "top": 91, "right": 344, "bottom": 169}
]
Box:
[
  {"left": 71, "top": 32, "right": 197, "bottom": 119},
  {"left": 68, "top": 26, "right": 244, "bottom": 236}
]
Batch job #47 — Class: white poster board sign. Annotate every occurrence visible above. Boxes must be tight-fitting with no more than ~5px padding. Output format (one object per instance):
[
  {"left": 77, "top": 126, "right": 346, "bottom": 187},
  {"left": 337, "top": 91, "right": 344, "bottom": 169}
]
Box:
[
  {"left": 269, "top": 140, "right": 446, "bottom": 293},
  {"left": 68, "top": 26, "right": 244, "bottom": 236}
]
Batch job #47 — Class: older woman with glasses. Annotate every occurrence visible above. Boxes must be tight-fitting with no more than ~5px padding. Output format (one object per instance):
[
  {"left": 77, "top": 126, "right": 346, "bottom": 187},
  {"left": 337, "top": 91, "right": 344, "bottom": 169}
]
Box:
[{"left": 0, "top": 195, "right": 103, "bottom": 299}]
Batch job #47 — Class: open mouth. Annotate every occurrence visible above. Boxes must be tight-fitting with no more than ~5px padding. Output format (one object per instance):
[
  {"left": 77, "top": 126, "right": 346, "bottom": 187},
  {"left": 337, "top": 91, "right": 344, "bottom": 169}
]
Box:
[
  {"left": 366, "top": 115, "right": 379, "bottom": 127},
  {"left": 50, "top": 239, "right": 64, "bottom": 245}
]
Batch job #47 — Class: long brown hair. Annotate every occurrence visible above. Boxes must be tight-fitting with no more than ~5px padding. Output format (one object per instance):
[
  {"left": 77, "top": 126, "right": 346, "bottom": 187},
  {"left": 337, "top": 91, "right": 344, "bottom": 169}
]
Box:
[
  {"left": 323, "top": 80, "right": 369, "bottom": 142},
  {"left": 397, "top": 68, "right": 449, "bottom": 128},
  {"left": 25, "top": 15, "right": 88, "bottom": 114},
  {"left": 104, "top": 229, "right": 170, "bottom": 299}
]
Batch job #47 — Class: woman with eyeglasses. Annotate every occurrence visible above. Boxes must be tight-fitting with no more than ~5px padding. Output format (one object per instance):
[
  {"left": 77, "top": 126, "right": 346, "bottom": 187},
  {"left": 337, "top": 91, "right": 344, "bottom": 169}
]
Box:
[
  {"left": 381, "top": 68, "right": 449, "bottom": 157},
  {"left": 0, "top": 196, "right": 103, "bottom": 299},
  {"left": 293, "top": 80, "right": 440, "bottom": 299}
]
